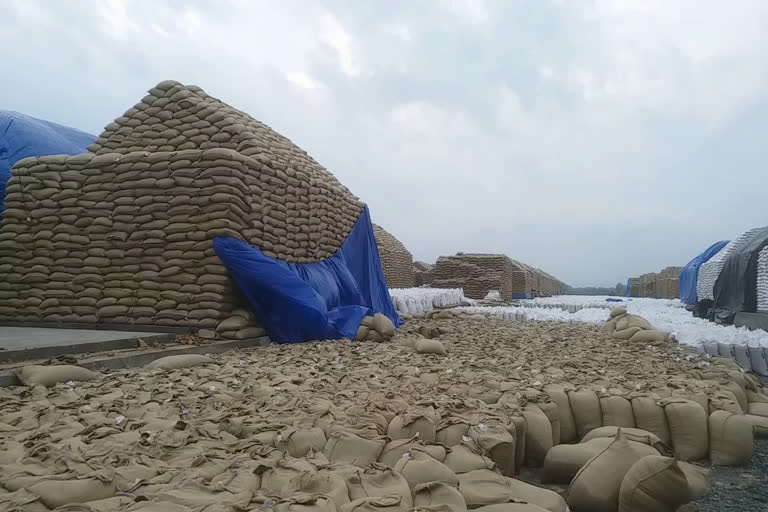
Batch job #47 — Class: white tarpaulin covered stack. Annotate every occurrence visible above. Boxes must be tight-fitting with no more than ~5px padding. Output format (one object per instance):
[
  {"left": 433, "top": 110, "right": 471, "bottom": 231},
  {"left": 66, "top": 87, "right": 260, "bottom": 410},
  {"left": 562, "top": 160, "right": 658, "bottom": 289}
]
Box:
[{"left": 697, "top": 228, "right": 763, "bottom": 301}]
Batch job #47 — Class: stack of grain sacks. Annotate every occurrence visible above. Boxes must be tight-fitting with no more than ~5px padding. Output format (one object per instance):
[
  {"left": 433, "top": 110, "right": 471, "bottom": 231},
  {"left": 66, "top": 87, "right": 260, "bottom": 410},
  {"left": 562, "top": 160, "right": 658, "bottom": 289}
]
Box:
[
  {"left": 413, "top": 261, "right": 434, "bottom": 287},
  {"left": 656, "top": 266, "right": 682, "bottom": 299},
  {"left": 0, "top": 80, "right": 365, "bottom": 338},
  {"left": 510, "top": 259, "right": 536, "bottom": 297},
  {"left": 372, "top": 224, "right": 414, "bottom": 289},
  {"left": 697, "top": 228, "right": 764, "bottom": 301},
  {"left": 430, "top": 254, "right": 517, "bottom": 300}
]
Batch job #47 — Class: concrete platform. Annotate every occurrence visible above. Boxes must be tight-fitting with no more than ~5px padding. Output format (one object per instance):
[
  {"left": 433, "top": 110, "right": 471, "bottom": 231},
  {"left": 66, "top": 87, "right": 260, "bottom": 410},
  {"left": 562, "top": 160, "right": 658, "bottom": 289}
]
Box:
[
  {"left": 0, "top": 326, "right": 174, "bottom": 364},
  {"left": 0, "top": 335, "right": 271, "bottom": 387}
]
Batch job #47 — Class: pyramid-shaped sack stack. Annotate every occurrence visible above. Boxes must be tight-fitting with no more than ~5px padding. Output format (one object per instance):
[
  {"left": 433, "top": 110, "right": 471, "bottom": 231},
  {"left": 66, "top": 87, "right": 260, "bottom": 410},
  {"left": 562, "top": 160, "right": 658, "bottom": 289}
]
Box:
[
  {"left": 372, "top": 224, "right": 414, "bottom": 288},
  {"left": 0, "top": 80, "right": 365, "bottom": 333}
]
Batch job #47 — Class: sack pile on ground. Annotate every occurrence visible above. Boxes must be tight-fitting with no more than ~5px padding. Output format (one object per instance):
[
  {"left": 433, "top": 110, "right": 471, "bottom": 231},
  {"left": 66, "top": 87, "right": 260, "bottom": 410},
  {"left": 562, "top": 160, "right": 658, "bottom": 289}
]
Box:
[
  {"left": 599, "top": 308, "right": 670, "bottom": 344},
  {"left": 430, "top": 254, "right": 534, "bottom": 300},
  {"left": 372, "top": 224, "right": 414, "bottom": 289},
  {"left": 2, "top": 312, "right": 765, "bottom": 511},
  {"left": 0, "top": 80, "right": 364, "bottom": 333},
  {"left": 697, "top": 228, "right": 763, "bottom": 301},
  {"left": 413, "top": 261, "right": 434, "bottom": 287}
]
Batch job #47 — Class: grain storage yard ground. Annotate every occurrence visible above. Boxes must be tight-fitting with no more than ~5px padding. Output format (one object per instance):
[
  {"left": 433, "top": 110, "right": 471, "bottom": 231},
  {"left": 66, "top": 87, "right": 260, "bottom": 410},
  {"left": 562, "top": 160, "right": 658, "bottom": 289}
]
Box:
[{"left": 3, "top": 312, "right": 766, "bottom": 511}]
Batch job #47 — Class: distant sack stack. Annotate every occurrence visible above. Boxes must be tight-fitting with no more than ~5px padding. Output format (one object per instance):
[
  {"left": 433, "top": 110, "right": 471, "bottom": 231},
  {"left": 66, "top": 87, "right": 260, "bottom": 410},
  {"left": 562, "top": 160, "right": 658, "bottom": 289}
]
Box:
[
  {"left": 430, "top": 254, "right": 523, "bottom": 300},
  {"left": 373, "top": 224, "right": 414, "bottom": 288},
  {"left": 0, "top": 81, "right": 364, "bottom": 333}
]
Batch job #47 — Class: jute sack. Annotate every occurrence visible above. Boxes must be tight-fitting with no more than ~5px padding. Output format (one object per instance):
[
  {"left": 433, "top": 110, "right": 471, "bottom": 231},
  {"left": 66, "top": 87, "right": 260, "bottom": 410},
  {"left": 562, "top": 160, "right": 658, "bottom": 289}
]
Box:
[
  {"left": 629, "top": 329, "right": 668, "bottom": 344},
  {"left": 372, "top": 313, "right": 396, "bottom": 338},
  {"left": 414, "top": 481, "right": 468, "bottom": 512},
  {"left": 631, "top": 396, "right": 671, "bottom": 444},
  {"left": 378, "top": 437, "right": 419, "bottom": 467},
  {"left": 28, "top": 477, "right": 115, "bottom": 509},
  {"left": 472, "top": 504, "right": 551, "bottom": 512},
  {"left": 457, "top": 469, "right": 511, "bottom": 508},
  {"left": 612, "top": 326, "right": 643, "bottom": 340},
  {"left": 509, "top": 416, "right": 526, "bottom": 476},
  {"left": 746, "top": 390, "right": 768, "bottom": 403},
  {"left": 542, "top": 438, "right": 612, "bottom": 484},
  {"left": 747, "top": 402, "right": 768, "bottom": 417},
  {"left": 145, "top": 354, "right": 214, "bottom": 370},
  {"left": 599, "top": 396, "right": 635, "bottom": 428},
  {"left": 617, "top": 456, "right": 693, "bottom": 512},
  {"left": 566, "top": 430, "right": 655, "bottom": 512},
  {"left": 543, "top": 384, "right": 577, "bottom": 443},
  {"left": 17, "top": 365, "right": 97, "bottom": 387},
  {"left": 505, "top": 478, "right": 565, "bottom": 512},
  {"left": 415, "top": 339, "right": 447, "bottom": 355},
  {"left": 443, "top": 444, "right": 495, "bottom": 474},
  {"left": 535, "top": 401, "right": 560, "bottom": 446},
  {"left": 469, "top": 424, "right": 516, "bottom": 477},
  {"left": 660, "top": 398, "right": 708, "bottom": 461},
  {"left": 388, "top": 411, "right": 438, "bottom": 442},
  {"left": 275, "top": 427, "right": 327, "bottom": 457},
  {"left": 344, "top": 465, "right": 412, "bottom": 509},
  {"left": 0, "top": 489, "right": 57, "bottom": 512},
  {"left": 324, "top": 431, "right": 386, "bottom": 467},
  {"left": 567, "top": 390, "right": 602, "bottom": 439},
  {"left": 679, "top": 461, "right": 710, "bottom": 499},
  {"left": 600, "top": 318, "right": 617, "bottom": 334},
  {"left": 394, "top": 450, "right": 458, "bottom": 490},
  {"left": 341, "top": 496, "right": 408, "bottom": 512},
  {"left": 274, "top": 494, "right": 337, "bottom": 512},
  {"left": 744, "top": 414, "right": 768, "bottom": 437},
  {"left": 298, "top": 470, "right": 351, "bottom": 508},
  {"left": 610, "top": 307, "right": 627, "bottom": 318},
  {"left": 581, "top": 426, "right": 670, "bottom": 455},
  {"left": 708, "top": 411, "right": 753, "bottom": 466},
  {"left": 522, "top": 405, "right": 552, "bottom": 467}
]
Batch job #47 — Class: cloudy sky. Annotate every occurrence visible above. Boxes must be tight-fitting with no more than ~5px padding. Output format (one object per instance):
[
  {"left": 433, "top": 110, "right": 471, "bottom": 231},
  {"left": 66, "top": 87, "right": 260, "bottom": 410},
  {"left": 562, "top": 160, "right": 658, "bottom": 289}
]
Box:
[{"left": 3, "top": 0, "right": 768, "bottom": 287}]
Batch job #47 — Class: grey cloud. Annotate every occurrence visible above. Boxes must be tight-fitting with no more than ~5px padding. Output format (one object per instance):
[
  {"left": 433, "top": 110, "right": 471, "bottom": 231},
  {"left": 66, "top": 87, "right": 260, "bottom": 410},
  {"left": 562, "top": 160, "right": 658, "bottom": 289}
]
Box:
[{"left": 2, "top": 0, "right": 767, "bottom": 286}]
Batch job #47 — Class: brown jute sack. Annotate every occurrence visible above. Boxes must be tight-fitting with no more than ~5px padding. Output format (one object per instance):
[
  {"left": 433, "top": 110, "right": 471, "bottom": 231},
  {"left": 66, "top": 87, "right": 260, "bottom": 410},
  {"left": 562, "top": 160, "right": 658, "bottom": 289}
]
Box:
[
  {"left": 387, "top": 412, "right": 437, "bottom": 442},
  {"left": 378, "top": 437, "right": 419, "bottom": 467},
  {"left": 505, "top": 478, "right": 565, "bottom": 512},
  {"left": 275, "top": 427, "right": 327, "bottom": 457},
  {"left": 599, "top": 396, "right": 635, "bottom": 428},
  {"left": 443, "top": 444, "right": 495, "bottom": 474},
  {"left": 414, "top": 481, "right": 468, "bottom": 512},
  {"left": 660, "top": 398, "right": 708, "bottom": 461},
  {"left": 274, "top": 494, "right": 337, "bottom": 512},
  {"left": 708, "top": 411, "right": 753, "bottom": 466},
  {"left": 543, "top": 384, "right": 577, "bottom": 443},
  {"left": 341, "top": 496, "right": 408, "bottom": 512},
  {"left": 469, "top": 424, "right": 516, "bottom": 477},
  {"left": 509, "top": 416, "right": 526, "bottom": 475},
  {"left": 457, "top": 469, "right": 511, "bottom": 508},
  {"left": 372, "top": 312, "right": 396, "bottom": 338},
  {"left": 535, "top": 401, "right": 560, "bottom": 446},
  {"left": 631, "top": 396, "right": 671, "bottom": 444},
  {"left": 522, "top": 405, "right": 552, "bottom": 467},
  {"left": 415, "top": 339, "right": 447, "bottom": 355},
  {"left": 298, "top": 470, "right": 351, "bottom": 508},
  {"left": 28, "top": 478, "right": 115, "bottom": 509},
  {"left": 324, "top": 431, "right": 386, "bottom": 467},
  {"left": 394, "top": 450, "right": 458, "bottom": 490},
  {"left": 747, "top": 402, "right": 768, "bottom": 417},
  {"left": 613, "top": 326, "right": 643, "bottom": 340},
  {"left": 628, "top": 329, "right": 668, "bottom": 344},
  {"left": 679, "top": 461, "right": 710, "bottom": 499},
  {"left": 610, "top": 307, "right": 627, "bottom": 318},
  {"left": 567, "top": 390, "right": 602, "bottom": 439},
  {"left": 618, "top": 456, "right": 693, "bottom": 512},
  {"left": 542, "top": 438, "right": 613, "bottom": 484},
  {"left": 744, "top": 414, "right": 768, "bottom": 437},
  {"left": 581, "top": 426, "right": 670, "bottom": 455},
  {"left": 344, "top": 465, "right": 412, "bottom": 509},
  {"left": 145, "top": 354, "right": 214, "bottom": 370},
  {"left": 473, "top": 504, "right": 550, "bottom": 512},
  {"left": 600, "top": 318, "right": 618, "bottom": 334},
  {"left": 17, "top": 365, "right": 97, "bottom": 387},
  {"left": 566, "top": 430, "right": 654, "bottom": 512}
]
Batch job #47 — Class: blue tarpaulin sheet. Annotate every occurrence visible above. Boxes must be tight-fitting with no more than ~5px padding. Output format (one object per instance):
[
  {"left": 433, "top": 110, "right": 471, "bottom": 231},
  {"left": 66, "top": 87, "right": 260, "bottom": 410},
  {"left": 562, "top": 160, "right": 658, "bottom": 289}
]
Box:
[
  {"left": 1, "top": 111, "right": 95, "bottom": 211},
  {"left": 679, "top": 240, "right": 729, "bottom": 304},
  {"left": 214, "top": 206, "right": 401, "bottom": 343}
]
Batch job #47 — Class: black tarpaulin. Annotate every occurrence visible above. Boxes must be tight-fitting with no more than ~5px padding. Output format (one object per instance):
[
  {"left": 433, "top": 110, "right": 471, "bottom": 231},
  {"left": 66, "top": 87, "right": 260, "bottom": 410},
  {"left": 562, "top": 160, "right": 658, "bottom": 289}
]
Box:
[{"left": 712, "top": 226, "right": 768, "bottom": 324}]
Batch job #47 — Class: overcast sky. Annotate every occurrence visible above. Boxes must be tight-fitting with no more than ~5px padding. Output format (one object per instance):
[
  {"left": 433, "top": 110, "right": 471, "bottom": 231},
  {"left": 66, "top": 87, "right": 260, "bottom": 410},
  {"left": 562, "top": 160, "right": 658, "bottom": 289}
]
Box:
[{"left": 2, "top": 0, "right": 767, "bottom": 287}]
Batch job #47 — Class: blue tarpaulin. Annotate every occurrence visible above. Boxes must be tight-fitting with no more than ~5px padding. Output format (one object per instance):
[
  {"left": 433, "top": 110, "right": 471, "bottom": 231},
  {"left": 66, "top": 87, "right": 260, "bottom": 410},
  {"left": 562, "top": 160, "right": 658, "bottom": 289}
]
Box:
[
  {"left": 679, "top": 240, "right": 729, "bottom": 304},
  {"left": 1, "top": 111, "right": 95, "bottom": 211},
  {"left": 214, "top": 206, "right": 402, "bottom": 343}
]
